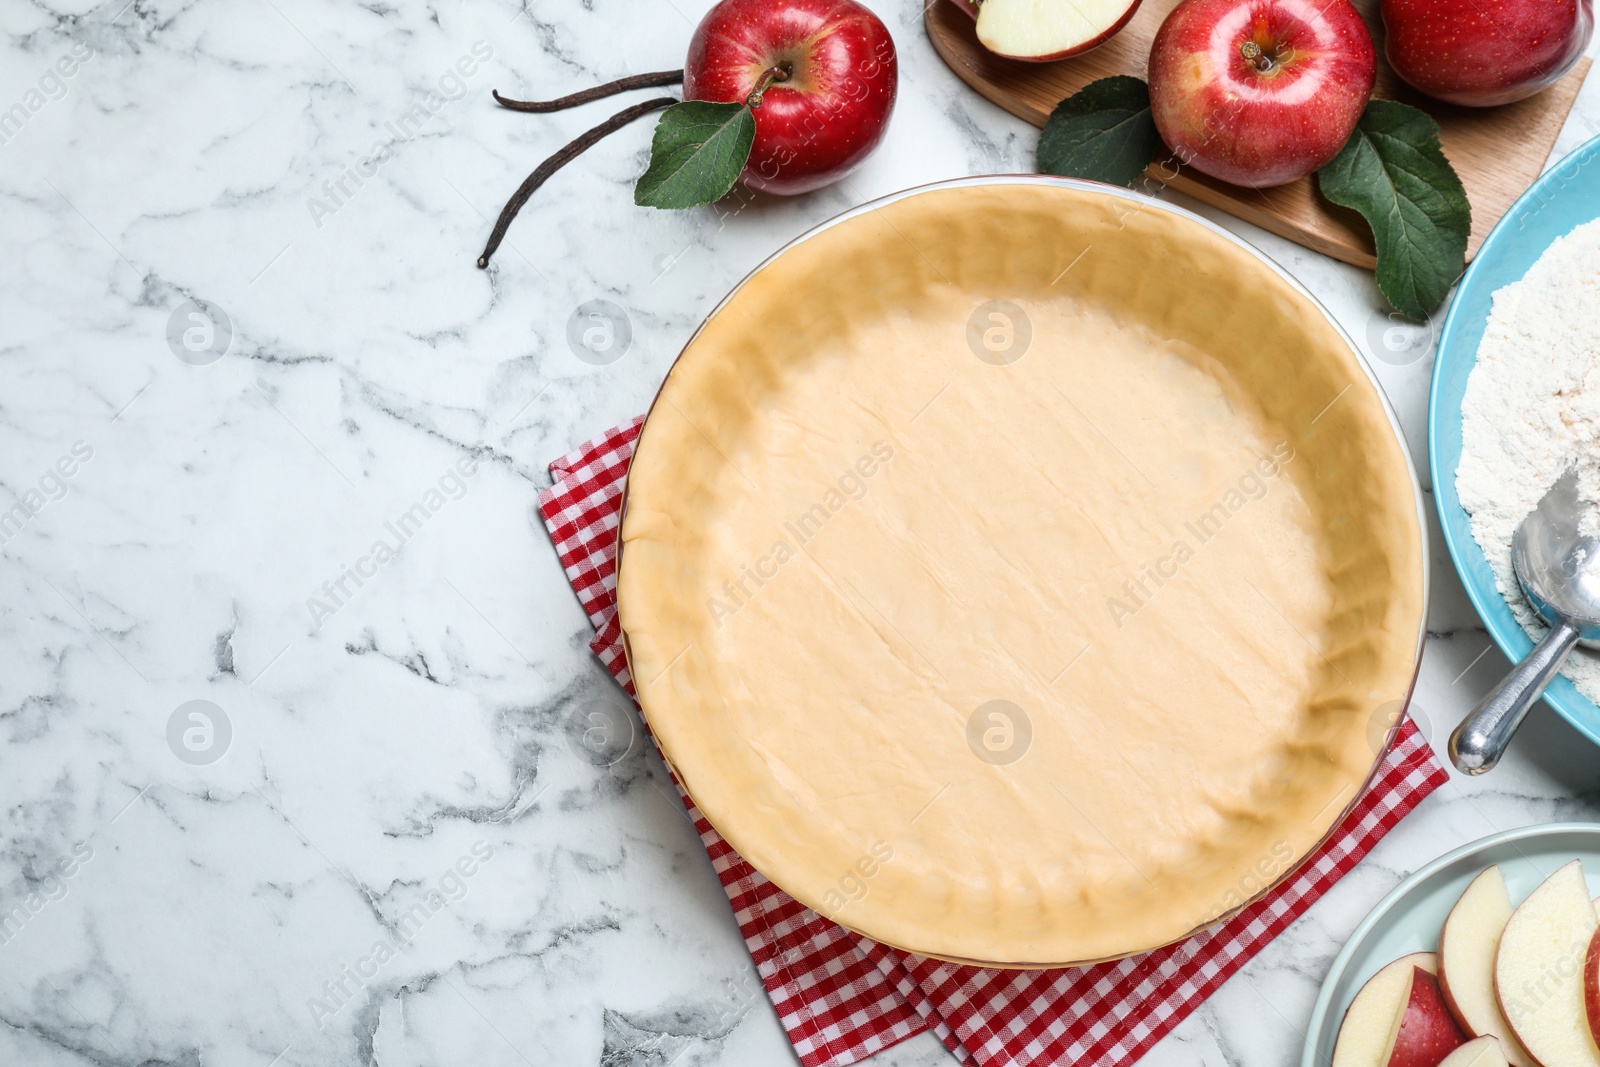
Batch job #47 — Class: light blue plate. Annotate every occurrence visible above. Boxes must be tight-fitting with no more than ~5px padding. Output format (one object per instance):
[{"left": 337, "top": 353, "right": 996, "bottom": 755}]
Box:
[
  {"left": 1301, "top": 823, "right": 1600, "bottom": 1066},
  {"left": 1428, "top": 134, "right": 1600, "bottom": 746}
]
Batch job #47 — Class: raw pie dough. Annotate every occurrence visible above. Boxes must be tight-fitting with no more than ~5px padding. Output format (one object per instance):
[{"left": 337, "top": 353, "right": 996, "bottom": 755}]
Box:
[{"left": 617, "top": 182, "right": 1424, "bottom": 966}]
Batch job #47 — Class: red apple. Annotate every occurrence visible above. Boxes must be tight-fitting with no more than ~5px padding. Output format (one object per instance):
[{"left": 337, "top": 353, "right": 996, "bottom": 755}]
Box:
[
  {"left": 1147, "top": 0, "right": 1377, "bottom": 188},
  {"left": 944, "top": 0, "right": 1146, "bottom": 62},
  {"left": 1381, "top": 0, "right": 1593, "bottom": 107},
  {"left": 683, "top": 0, "right": 897, "bottom": 196}
]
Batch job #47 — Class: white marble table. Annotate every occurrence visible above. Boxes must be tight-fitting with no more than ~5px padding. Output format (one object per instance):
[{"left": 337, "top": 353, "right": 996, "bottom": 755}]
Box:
[{"left": 3, "top": 0, "right": 1599, "bottom": 1063}]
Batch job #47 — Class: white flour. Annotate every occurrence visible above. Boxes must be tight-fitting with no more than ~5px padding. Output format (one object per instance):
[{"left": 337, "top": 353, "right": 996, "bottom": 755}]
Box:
[{"left": 1457, "top": 217, "right": 1600, "bottom": 703}]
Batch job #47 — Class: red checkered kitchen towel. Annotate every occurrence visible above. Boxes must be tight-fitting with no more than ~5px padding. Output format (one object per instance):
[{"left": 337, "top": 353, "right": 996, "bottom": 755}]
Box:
[{"left": 536, "top": 416, "right": 1449, "bottom": 1067}]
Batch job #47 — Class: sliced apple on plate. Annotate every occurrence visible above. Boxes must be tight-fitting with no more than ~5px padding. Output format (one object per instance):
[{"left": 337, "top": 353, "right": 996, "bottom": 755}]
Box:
[
  {"left": 946, "top": 0, "right": 1144, "bottom": 62},
  {"left": 1334, "top": 952, "right": 1468, "bottom": 1067},
  {"left": 1438, "top": 867, "right": 1536, "bottom": 1066},
  {"left": 1440, "top": 1036, "right": 1510, "bottom": 1067},
  {"left": 1494, "top": 860, "right": 1600, "bottom": 1067}
]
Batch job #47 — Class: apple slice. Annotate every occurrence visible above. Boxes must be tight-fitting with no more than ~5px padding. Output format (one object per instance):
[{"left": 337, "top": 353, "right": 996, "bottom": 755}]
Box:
[
  {"left": 1494, "top": 860, "right": 1600, "bottom": 1067},
  {"left": 1388, "top": 964, "right": 1470, "bottom": 1067},
  {"left": 1440, "top": 1037, "right": 1510, "bottom": 1067},
  {"left": 949, "top": 0, "right": 1144, "bottom": 62},
  {"left": 1583, "top": 926, "right": 1600, "bottom": 1048},
  {"left": 1335, "top": 953, "right": 1441, "bottom": 1066},
  {"left": 1438, "top": 867, "right": 1536, "bottom": 1066}
]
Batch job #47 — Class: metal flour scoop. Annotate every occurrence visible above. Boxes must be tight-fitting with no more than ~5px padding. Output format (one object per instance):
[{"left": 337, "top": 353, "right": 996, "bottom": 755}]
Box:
[{"left": 1450, "top": 468, "right": 1600, "bottom": 774}]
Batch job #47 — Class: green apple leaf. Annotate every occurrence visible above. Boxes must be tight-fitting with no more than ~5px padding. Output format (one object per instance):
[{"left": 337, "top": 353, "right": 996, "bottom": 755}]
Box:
[
  {"left": 1317, "top": 100, "right": 1470, "bottom": 322},
  {"left": 635, "top": 100, "right": 755, "bottom": 210},
  {"left": 1036, "top": 76, "right": 1161, "bottom": 188}
]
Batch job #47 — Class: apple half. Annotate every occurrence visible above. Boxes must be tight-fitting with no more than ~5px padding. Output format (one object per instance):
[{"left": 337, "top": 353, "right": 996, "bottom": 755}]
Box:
[
  {"left": 947, "top": 0, "right": 1145, "bottom": 62},
  {"left": 1438, "top": 867, "right": 1536, "bottom": 1067},
  {"left": 1334, "top": 952, "right": 1467, "bottom": 1067},
  {"left": 1494, "top": 860, "right": 1600, "bottom": 1067}
]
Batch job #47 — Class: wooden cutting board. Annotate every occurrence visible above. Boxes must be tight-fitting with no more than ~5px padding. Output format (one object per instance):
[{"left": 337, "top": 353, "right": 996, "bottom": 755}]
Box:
[{"left": 926, "top": 0, "right": 1591, "bottom": 268}]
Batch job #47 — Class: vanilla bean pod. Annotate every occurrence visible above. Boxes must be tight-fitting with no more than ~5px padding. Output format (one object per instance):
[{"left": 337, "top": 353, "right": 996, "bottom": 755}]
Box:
[
  {"left": 478, "top": 95, "right": 677, "bottom": 269},
  {"left": 491, "top": 70, "right": 684, "bottom": 113}
]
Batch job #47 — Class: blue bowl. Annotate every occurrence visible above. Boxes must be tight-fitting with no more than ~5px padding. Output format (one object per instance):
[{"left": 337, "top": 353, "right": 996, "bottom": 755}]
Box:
[{"left": 1428, "top": 134, "right": 1600, "bottom": 745}]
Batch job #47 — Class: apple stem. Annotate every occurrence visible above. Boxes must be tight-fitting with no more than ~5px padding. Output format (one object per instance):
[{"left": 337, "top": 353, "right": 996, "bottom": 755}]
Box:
[
  {"left": 492, "top": 70, "right": 685, "bottom": 113},
  {"left": 477, "top": 95, "right": 677, "bottom": 269},
  {"left": 1239, "top": 41, "right": 1275, "bottom": 73},
  {"left": 745, "top": 64, "right": 792, "bottom": 109}
]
